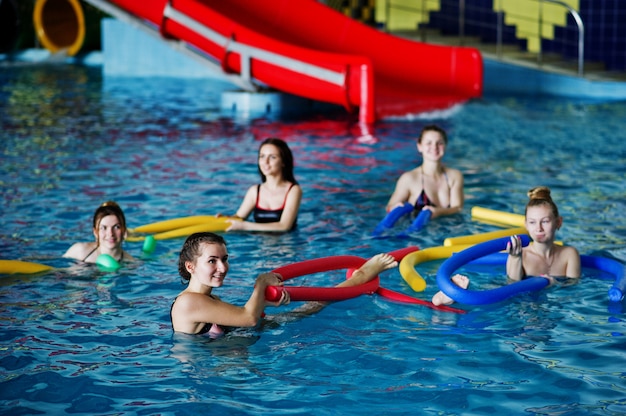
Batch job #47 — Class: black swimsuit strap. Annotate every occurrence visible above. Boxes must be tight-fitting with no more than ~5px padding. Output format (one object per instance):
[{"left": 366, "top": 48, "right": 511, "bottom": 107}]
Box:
[
  {"left": 256, "top": 182, "right": 294, "bottom": 210},
  {"left": 82, "top": 245, "right": 99, "bottom": 262},
  {"left": 83, "top": 245, "right": 124, "bottom": 263}
]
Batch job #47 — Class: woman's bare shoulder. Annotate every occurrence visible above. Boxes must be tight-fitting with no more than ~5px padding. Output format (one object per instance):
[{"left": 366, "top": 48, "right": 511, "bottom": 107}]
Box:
[
  {"left": 288, "top": 183, "right": 303, "bottom": 196},
  {"left": 559, "top": 245, "right": 580, "bottom": 258},
  {"left": 445, "top": 166, "right": 464, "bottom": 179},
  {"left": 172, "top": 291, "right": 211, "bottom": 312},
  {"left": 63, "top": 241, "right": 94, "bottom": 259},
  {"left": 398, "top": 167, "right": 421, "bottom": 181}
]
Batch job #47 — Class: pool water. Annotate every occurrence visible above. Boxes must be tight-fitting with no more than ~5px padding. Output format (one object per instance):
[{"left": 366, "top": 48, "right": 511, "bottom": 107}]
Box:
[{"left": 1, "top": 64, "right": 626, "bottom": 415}]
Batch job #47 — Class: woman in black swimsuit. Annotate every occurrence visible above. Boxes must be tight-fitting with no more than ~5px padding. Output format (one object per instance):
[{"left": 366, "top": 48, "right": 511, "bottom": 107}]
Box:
[
  {"left": 385, "top": 125, "right": 464, "bottom": 220},
  {"left": 63, "top": 201, "right": 135, "bottom": 264},
  {"left": 170, "top": 232, "right": 397, "bottom": 335},
  {"left": 225, "top": 138, "right": 302, "bottom": 232}
]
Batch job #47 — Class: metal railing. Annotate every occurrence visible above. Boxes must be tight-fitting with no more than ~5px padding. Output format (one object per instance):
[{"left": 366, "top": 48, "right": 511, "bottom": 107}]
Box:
[
  {"left": 384, "top": 0, "right": 585, "bottom": 76},
  {"left": 536, "top": 0, "right": 584, "bottom": 76}
]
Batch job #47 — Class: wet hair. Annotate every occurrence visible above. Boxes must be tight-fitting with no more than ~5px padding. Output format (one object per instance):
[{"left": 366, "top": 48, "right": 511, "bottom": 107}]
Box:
[
  {"left": 93, "top": 201, "right": 127, "bottom": 231},
  {"left": 418, "top": 125, "right": 448, "bottom": 145},
  {"left": 178, "top": 232, "right": 227, "bottom": 282},
  {"left": 525, "top": 186, "right": 559, "bottom": 218},
  {"left": 257, "top": 137, "right": 298, "bottom": 184}
]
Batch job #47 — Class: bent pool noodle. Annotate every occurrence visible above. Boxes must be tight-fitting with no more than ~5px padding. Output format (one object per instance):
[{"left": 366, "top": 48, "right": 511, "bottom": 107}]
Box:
[
  {"left": 266, "top": 255, "right": 373, "bottom": 302},
  {"left": 469, "top": 252, "right": 626, "bottom": 302},
  {"left": 372, "top": 202, "right": 413, "bottom": 236},
  {"left": 345, "top": 246, "right": 419, "bottom": 278},
  {"left": 436, "top": 235, "right": 550, "bottom": 305},
  {"left": 387, "top": 245, "right": 420, "bottom": 262},
  {"left": 268, "top": 278, "right": 380, "bottom": 302},
  {"left": 404, "top": 209, "right": 432, "bottom": 234},
  {"left": 376, "top": 287, "right": 466, "bottom": 314},
  {"left": 272, "top": 255, "right": 367, "bottom": 282},
  {"left": 589, "top": 256, "right": 626, "bottom": 302},
  {"left": 266, "top": 247, "right": 419, "bottom": 303}
]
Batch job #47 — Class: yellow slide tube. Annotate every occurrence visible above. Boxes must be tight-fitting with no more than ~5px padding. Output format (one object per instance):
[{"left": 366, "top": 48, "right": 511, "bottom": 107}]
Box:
[{"left": 33, "top": 0, "right": 85, "bottom": 55}]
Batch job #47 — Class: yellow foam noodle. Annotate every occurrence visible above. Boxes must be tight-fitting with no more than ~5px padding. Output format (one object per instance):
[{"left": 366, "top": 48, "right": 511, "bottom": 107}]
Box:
[
  {"left": 0, "top": 260, "right": 54, "bottom": 275},
  {"left": 152, "top": 218, "right": 240, "bottom": 240},
  {"left": 130, "top": 215, "right": 221, "bottom": 234},
  {"left": 444, "top": 227, "right": 528, "bottom": 247},
  {"left": 399, "top": 244, "right": 472, "bottom": 292},
  {"left": 471, "top": 206, "right": 525, "bottom": 228}
]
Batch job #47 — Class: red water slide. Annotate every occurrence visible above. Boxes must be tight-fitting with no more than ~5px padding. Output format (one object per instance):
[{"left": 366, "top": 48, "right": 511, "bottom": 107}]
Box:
[{"left": 104, "top": 0, "right": 483, "bottom": 122}]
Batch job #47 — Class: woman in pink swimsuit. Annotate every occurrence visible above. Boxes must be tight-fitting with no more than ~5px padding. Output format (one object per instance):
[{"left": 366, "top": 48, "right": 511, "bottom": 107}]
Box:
[{"left": 170, "top": 232, "right": 397, "bottom": 336}]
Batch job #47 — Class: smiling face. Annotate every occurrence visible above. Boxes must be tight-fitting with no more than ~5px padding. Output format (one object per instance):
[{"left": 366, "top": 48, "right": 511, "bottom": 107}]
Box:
[
  {"left": 417, "top": 130, "right": 447, "bottom": 161},
  {"left": 93, "top": 214, "right": 125, "bottom": 250},
  {"left": 525, "top": 204, "right": 562, "bottom": 244},
  {"left": 186, "top": 242, "right": 230, "bottom": 288},
  {"left": 258, "top": 143, "right": 284, "bottom": 179}
]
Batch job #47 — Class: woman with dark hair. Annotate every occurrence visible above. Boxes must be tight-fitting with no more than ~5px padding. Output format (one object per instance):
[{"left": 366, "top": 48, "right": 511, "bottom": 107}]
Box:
[
  {"left": 63, "top": 201, "right": 135, "bottom": 263},
  {"left": 226, "top": 138, "right": 302, "bottom": 232},
  {"left": 170, "top": 232, "right": 397, "bottom": 335}
]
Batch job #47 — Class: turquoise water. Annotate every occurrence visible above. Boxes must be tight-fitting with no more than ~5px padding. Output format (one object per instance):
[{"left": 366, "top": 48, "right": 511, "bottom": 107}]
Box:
[{"left": 1, "top": 64, "right": 626, "bottom": 415}]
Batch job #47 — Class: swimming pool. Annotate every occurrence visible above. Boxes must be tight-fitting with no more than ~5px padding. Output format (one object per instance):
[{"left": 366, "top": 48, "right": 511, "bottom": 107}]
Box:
[{"left": 1, "top": 64, "right": 626, "bottom": 415}]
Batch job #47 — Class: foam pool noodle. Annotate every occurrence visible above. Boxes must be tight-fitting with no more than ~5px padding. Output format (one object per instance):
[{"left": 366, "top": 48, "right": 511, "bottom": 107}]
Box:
[
  {"left": 405, "top": 209, "right": 432, "bottom": 233},
  {"left": 371, "top": 202, "right": 413, "bottom": 237},
  {"left": 96, "top": 254, "right": 121, "bottom": 272},
  {"left": 142, "top": 235, "right": 157, "bottom": 253},
  {"left": 609, "top": 273, "right": 626, "bottom": 302}
]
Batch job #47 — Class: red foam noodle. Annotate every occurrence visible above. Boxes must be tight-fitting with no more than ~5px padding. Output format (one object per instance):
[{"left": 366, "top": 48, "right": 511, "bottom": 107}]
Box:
[
  {"left": 267, "top": 255, "right": 373, "bottom": 302},
  {"left": 266, "top": 277, "right": 380, "bottom": 302},
  {"left": 375, "top": 287, "right": 466, "bottom": 314},
  {"left": 272, "top": 255, "right": 366, "bottom": 281}
]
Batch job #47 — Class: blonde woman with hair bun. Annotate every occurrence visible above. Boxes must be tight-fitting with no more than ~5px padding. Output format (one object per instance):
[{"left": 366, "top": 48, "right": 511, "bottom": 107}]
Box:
[
  {"left": 432, "top": 186, "right": 581, "bottom": 306},
  {"left": 506, "top": 186, "right": 580, "bottom": 282}
]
